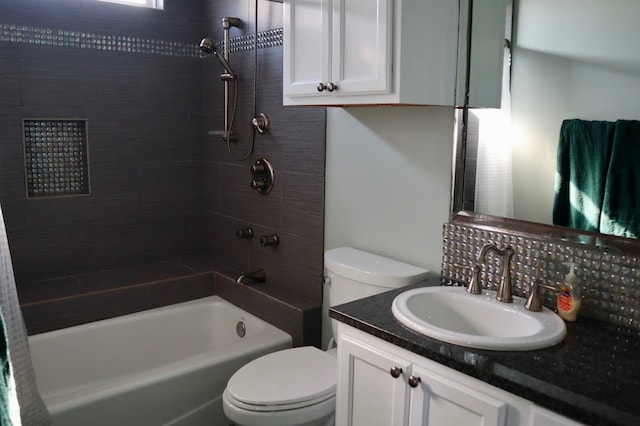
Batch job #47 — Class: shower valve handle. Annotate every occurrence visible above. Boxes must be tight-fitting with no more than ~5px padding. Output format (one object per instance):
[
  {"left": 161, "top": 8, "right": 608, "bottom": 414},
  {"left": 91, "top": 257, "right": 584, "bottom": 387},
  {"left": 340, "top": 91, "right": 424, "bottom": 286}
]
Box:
[
  {"left": 251, "top": 163, "right": 266, "bottom": 174},
  {"left": 235, "top": 227, "right": 254, "bottom": 239},
  {"left": 251, "top": 179, "right": 268, "bottom": 190},
  {"left": 260, "top": 234, "right": 280, "bottom": 247}
]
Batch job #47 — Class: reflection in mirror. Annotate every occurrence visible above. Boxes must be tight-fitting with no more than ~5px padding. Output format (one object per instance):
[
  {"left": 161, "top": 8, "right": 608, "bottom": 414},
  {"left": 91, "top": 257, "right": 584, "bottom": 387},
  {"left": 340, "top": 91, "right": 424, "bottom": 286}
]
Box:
[{"left": 459, "top": 0, "right": 640, "bottom": 241}]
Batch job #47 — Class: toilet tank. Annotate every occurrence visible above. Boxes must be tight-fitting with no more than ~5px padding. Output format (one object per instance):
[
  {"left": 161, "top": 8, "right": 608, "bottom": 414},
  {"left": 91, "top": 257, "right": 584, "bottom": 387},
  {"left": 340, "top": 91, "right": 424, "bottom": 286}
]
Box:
[{"left": 324, "top": 247, "right": 430, "bottom": 341}]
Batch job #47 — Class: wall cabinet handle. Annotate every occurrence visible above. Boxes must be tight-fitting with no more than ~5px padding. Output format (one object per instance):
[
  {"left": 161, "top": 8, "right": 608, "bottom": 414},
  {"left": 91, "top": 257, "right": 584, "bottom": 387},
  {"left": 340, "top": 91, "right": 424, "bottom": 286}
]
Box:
[
  {"left": 390, "top": 367, "right": 403, "bottom": 378},
  {"left": 408, "top": 375, "right": 421, "bottom": 388},
  {"left": 326, "top": 82, "right": 338, "bottom": 92},
  {"left": 317, "top": 82, "right": 326, "bottom": 92}
]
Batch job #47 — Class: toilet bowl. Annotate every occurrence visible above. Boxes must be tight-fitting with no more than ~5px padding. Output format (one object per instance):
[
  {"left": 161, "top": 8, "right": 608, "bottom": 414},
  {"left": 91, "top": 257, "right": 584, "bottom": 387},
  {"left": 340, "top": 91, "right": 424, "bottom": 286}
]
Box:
[
  {"left": 222, "top": 247, "right": 429, "bottom": 426},
  {"left": 222, "top": 347, "right": 336, "bottom": 426}
]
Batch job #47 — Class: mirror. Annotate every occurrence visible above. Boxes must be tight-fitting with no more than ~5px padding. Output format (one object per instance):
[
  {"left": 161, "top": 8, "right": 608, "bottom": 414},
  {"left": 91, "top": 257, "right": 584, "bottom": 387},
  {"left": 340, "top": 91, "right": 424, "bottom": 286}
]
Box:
[{"left": 456, "top": 0, "right": 640, "bottom": 241}]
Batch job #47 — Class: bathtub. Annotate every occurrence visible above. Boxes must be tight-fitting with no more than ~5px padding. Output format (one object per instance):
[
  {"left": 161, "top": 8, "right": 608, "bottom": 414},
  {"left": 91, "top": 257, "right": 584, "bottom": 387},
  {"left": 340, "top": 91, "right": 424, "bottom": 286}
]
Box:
[{"left": 28, "top": 296, "right": 292, "bottom": 426}]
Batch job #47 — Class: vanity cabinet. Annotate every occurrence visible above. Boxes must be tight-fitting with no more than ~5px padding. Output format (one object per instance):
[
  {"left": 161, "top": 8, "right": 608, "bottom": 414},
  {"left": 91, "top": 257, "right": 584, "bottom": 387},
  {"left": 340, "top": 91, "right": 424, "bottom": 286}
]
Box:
[
  {"left": 336, "top": 324, "right": 583, "bottom": 426},
  {"left": 282, "top": 0, "right": 459, "bottom": 106}
]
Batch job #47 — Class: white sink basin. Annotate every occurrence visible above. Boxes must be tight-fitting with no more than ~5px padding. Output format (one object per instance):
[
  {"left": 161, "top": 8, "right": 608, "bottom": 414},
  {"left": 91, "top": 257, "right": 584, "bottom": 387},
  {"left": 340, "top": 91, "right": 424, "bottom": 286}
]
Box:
[{"left": 391, "top": 286, "right": 566, "bottom": 351}]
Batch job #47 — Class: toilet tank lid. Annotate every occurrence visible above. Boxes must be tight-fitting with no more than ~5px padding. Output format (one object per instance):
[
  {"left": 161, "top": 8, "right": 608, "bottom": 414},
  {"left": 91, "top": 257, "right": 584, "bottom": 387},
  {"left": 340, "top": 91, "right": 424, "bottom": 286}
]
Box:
[{"left": 324, "top": 247, "right": 430, "bottom": 288}]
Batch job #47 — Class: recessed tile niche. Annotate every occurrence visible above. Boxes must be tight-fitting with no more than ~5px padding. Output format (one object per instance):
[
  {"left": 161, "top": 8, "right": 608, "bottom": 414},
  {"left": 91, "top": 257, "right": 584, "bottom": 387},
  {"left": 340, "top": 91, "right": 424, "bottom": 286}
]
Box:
[{"left": 23, "top": 119, "right": 90, "bottom": 198}]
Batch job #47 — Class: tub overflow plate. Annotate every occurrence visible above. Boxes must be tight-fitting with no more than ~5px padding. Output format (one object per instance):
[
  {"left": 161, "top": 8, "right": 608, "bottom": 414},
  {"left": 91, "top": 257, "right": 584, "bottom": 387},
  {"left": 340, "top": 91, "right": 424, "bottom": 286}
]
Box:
[{"left": 236, "top": 321, "right": 247, "bottom": 338}]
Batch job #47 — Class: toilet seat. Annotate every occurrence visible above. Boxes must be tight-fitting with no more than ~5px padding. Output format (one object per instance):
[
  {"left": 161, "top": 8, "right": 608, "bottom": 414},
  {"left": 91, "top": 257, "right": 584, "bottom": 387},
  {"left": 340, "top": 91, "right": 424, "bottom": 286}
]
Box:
[{"left": 225, "top": 346, "right": 336, "bottom": 412}]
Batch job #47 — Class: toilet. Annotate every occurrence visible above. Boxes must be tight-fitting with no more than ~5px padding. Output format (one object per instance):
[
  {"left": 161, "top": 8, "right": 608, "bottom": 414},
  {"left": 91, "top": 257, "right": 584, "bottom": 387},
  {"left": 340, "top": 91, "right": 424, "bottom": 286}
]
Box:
[{"left": 222, "top": 247, "right": 430, "bottom": 426}]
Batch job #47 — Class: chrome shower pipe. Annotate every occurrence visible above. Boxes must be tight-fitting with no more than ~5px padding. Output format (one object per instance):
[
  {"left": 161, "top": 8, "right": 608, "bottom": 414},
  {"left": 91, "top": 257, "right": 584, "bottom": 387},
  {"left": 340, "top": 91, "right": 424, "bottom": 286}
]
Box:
[{"left": 222, "top": 17, "right": 241, "bottom": 141}]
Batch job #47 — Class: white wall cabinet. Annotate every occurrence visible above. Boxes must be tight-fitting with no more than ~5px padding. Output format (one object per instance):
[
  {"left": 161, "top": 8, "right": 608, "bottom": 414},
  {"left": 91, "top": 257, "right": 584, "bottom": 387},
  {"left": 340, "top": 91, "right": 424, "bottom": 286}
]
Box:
[
  {"left": 337, "top": 324, "right": 584, "bottom": 426},
  {"left": 283, "top": 0, "right": 459, "bottom": 106}
]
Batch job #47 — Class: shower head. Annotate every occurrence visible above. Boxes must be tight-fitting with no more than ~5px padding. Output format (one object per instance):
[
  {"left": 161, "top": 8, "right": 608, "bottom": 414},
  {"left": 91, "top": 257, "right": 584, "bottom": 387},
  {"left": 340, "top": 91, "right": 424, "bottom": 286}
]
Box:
[{"left": 199, "top": 37, "right": 236, "bottom": 78}]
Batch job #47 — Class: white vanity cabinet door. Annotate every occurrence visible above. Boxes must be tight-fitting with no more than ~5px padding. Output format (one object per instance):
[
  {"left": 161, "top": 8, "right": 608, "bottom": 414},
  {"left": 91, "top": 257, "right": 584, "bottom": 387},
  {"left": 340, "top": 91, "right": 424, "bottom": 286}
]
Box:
[
  {"left": 529, "top": 406, "right": 585, "bottom": 426},
  {"left": 336, "top": 333, "right": 412, "bottom": 426},
  {"left": 337, "top": 324, "right": 537, "bottom": 426},
  {"left": 409, "top": 363, "right": 507, "bottom": 426}
]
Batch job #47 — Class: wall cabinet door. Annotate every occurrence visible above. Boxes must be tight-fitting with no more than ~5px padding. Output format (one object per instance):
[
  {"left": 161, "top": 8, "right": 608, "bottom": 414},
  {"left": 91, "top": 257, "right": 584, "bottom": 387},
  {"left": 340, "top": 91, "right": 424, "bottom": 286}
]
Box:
[
  {"left": 283, "top": 0, "right": 331, "bottom": 98},
  {"left": 330, "top": 0, "right": 392, "bottom": 97},
  {"left": 336, "top": 333, "right": 411, "bottom": 426},
  {"left": 284, "top": 0, "right": 460, "bottom": 106},
  {"left": 283, "top": 0, "right": 392, "bottom": 102},
  {"left": 409, "top": 364, "right": 508, "bottom": 426}
]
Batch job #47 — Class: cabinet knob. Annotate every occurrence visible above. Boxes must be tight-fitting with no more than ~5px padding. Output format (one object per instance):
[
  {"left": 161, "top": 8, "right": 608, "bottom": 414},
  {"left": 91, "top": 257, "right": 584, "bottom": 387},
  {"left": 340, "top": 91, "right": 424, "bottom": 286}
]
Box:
[
  {"left": 389, "top": 367, "right": 403, "bottom": 378},
  {"left": 326, "top": 82, "right": 338, "bottom": 92},
  {"left": 317, "top": 82, "right": 327, "bottom": 92},
  {"left": 408, "top": 375, "right": 421, "bottom": 388}
]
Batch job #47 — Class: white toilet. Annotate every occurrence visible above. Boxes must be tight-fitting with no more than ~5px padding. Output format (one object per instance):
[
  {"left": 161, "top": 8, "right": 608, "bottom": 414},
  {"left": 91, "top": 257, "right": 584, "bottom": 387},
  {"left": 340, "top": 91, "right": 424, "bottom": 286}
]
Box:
[{"left": 222, "top": 247, "right": 429, "bottom": 426}]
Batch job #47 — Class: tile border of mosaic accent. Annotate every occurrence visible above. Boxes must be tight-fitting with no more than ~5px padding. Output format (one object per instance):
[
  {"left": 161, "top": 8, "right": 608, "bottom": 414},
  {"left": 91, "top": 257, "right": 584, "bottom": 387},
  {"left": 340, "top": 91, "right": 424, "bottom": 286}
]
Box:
[
  {"left": 441, "top": 213, "right": 640, "bottom": 331},
  {"left": 0, "top": 24, "right": 283, "bottom": 57}
]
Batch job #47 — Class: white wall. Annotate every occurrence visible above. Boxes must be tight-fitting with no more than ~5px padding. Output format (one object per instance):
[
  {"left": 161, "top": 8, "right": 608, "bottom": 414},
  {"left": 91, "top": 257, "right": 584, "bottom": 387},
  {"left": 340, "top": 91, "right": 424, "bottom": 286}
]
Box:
[{"left": 322, "top": 106, "right": 455, "bottom": 347}]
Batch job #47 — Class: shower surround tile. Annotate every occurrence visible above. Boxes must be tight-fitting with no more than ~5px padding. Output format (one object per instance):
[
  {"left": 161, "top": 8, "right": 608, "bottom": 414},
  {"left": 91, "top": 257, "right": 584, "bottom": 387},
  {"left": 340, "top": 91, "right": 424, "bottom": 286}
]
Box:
[{"left": 2, "top": 0, "right": 325, "bottom": 347}]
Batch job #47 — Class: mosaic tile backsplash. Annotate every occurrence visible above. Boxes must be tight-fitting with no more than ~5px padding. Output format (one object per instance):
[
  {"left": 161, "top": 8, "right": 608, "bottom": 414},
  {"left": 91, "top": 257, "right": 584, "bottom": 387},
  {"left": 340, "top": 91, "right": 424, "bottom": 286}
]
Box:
[
  {"left": 441, "top": 222, "right": 640, "bottom": 330},
  {"left": 23, "top": 119, "right": 90, "bottom": 198}
]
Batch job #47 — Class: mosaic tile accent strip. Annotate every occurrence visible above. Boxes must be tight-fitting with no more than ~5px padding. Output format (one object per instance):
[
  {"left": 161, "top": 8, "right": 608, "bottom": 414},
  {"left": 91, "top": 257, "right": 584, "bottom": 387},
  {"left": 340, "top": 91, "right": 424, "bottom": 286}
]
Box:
[
  {"left": 0, "top": 23, "right": 284, "bottom": 57},
  {"left": 0, "top": 24, "right": 199, "bottom": 57},
  {"left": 441, "top": 222, "right": 640, "bottom": 330},
  {"left": 23, "top": 119, "right": 90, "bottom": 198},
  {"left": 220, "top": 28, "right": 284, "bottom": 53}
]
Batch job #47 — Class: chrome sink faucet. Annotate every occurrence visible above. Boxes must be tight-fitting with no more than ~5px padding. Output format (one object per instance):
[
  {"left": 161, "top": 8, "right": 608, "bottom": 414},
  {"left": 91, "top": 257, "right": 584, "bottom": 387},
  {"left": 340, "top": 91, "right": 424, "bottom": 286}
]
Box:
[{"left": 474, "top": 243, "right": 515, "bottom": 303}]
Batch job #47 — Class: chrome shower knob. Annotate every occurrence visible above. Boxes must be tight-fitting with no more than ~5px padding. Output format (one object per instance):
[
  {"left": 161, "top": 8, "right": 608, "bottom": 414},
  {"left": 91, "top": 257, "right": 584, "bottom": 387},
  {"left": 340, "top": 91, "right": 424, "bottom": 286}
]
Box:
[
  {"left": 259, "top": 234, "right": 279, "bottom": 247},
  {"left": 251, "top": 113, "right": 270, "bottom": 134},
  {"left": 251, "top": 179, "right": 268, "bottom": 190},
  {"left": 235, "top": 227, "right": 254, "bottom": 239}
]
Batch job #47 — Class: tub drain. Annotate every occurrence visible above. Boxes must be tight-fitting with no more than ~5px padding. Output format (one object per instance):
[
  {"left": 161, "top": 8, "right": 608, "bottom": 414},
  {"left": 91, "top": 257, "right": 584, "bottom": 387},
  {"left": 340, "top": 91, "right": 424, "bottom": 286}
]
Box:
[{"left": 236, "top": 321, "right": 246, "bottom": 338}]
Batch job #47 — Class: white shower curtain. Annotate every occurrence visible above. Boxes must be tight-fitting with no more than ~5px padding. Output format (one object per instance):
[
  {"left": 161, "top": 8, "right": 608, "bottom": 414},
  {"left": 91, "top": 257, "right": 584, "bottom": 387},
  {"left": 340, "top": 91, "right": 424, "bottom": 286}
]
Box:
[
  {"left": 0, "top": 203, "right": 50, "bottom": 425},
  {"left": 473, "top": 46, "right": 514, "bottom": 218}
]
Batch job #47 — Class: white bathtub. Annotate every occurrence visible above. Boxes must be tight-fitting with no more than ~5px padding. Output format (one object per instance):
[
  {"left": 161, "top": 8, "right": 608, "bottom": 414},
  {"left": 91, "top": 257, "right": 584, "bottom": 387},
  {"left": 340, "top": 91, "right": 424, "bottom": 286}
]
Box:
[{"left": 28, "top": 296, "right": 292, "bottom": 426}]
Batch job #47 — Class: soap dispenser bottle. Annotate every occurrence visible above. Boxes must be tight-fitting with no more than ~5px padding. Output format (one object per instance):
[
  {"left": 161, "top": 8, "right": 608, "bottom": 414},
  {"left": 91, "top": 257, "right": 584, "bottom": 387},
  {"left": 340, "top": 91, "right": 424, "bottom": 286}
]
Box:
[{"left": 558, "top": 262, "right": 582, "bottom": 322}]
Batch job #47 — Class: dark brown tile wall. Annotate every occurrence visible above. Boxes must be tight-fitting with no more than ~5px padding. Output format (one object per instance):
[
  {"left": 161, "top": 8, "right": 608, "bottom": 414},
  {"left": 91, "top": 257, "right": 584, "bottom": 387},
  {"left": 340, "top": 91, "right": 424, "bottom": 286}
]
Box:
[
  {"left": 0, "top": 0, "right": 205, "bottom": 283},
  {"left": 201, "top": 1, "right": 326, "bottom": 313},
  {"left": 0, "top": 0, "right": 325, "bottom": 345}
]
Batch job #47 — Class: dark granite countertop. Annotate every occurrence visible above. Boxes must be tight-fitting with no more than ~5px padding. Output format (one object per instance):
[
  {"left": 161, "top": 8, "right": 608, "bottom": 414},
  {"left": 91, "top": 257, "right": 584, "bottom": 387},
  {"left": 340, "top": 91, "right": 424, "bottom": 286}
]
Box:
[{"left": 329, "top": 274, "right": 640, "bottom": 426}]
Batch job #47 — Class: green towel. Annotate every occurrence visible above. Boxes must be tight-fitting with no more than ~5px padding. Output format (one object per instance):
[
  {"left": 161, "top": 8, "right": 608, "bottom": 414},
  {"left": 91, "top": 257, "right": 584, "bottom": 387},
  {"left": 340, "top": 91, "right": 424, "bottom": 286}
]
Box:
[
  {"left": 599, "top": 120, "right": 640, "bottom": 238},
  {"left": 552, "top": 119, "right": 615, "bottom": 231}
]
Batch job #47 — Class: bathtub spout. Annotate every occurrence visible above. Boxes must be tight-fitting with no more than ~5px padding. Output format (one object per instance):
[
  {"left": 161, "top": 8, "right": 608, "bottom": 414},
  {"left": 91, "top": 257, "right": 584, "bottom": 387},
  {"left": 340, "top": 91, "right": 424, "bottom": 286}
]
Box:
[{"left": 236, "top": 269, "right": 266, "bottom": 284}]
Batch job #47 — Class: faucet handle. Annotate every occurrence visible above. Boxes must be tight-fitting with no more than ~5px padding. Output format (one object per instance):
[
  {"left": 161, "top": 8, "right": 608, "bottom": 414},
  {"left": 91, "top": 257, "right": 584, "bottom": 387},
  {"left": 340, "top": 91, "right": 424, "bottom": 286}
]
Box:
[
  {"left": 453, "top": 264, "right": 483, "bottom": 295},
  {"left": 525, "top": 279, "right": 559, "bottom": 312}
]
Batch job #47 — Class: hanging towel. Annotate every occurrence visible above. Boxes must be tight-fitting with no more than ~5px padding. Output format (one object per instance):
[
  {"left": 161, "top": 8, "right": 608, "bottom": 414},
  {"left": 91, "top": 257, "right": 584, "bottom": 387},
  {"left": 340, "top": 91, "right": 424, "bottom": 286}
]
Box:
[
  {"left": 599, "top": 120, "right": 640, "bottom": 238},
  {"left": 552, "top": 119, "right": 615, "bottom": 231}
]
